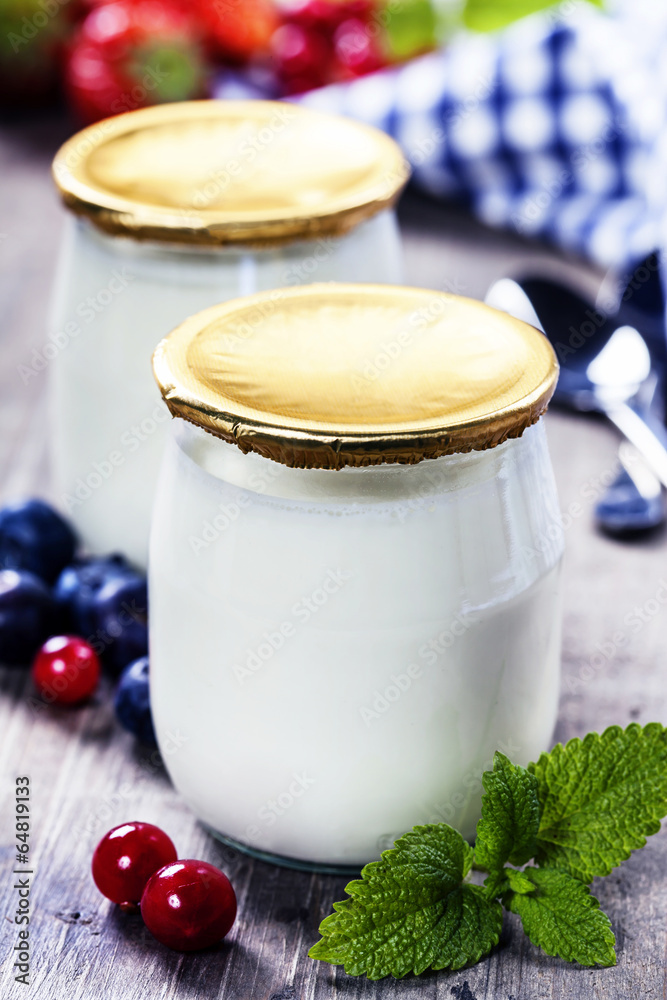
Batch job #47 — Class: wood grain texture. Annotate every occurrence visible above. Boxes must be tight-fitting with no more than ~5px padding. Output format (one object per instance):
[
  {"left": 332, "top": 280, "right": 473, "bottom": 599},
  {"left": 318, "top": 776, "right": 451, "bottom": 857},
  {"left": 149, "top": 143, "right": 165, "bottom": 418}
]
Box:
[{"left": 1, "top": 114, "right": 666, "bottom": 1000}]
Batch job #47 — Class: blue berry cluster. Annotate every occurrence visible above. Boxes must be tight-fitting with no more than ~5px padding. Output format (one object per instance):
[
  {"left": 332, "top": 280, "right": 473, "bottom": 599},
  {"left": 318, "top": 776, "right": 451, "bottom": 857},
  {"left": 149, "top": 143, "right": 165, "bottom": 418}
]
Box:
[{"left": 0, "top": 499, "right": 156, "bottom": 745}]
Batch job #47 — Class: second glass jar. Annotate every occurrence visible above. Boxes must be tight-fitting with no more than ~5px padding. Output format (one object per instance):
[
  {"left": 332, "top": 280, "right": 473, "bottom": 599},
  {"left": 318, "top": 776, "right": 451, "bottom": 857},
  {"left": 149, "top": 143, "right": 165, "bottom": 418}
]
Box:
[{"left": 49, "top": 100, "right": 407, "bottom": 565}]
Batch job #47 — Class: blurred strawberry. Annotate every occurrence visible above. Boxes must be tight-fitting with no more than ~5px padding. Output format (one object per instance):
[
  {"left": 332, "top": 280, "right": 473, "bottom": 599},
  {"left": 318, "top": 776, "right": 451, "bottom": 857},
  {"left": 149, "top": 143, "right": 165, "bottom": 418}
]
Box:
[
  {"left": 195, "top": 0, "right": 279, "bottom": 63},
  {"left": 64, "top": 0, "right": 209, "bottom": 123}
]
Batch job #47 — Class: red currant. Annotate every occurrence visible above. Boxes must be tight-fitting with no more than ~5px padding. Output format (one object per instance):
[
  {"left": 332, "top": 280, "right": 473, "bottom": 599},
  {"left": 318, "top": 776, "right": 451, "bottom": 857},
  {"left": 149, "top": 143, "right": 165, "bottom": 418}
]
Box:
[
  {"left": 32, "top": 635, "right": 100, "bottom": 705},
  {"left": 92, "top": 822, "right": 177, "bottom": 908},
  {"left": 284, "top": 0, "right": 375, "bottom": 31},
  {"left": 270, "top": 23, "right": 331, "bottom": 93},
  {"left": 333, "top": 18, "right": 385, "bottom": 77},
  {"left": 141, "top": 860, "right": 237, "bottom": 951}
]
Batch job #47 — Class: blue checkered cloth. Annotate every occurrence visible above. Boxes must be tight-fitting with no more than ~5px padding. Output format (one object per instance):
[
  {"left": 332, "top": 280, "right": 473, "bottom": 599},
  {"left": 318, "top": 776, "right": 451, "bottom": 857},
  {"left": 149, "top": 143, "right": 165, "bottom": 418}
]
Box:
[{"left": 290, "top": 1, "right": 667, "bottom": 273}]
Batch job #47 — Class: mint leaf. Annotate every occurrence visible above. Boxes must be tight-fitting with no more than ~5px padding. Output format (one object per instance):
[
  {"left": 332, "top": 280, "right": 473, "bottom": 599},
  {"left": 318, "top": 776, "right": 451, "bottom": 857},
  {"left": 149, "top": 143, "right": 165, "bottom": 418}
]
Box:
[
  {"left": 475, "top": 752, "right": 541, "bottom": 873},
  {"left": 529, "top": 723, "right": 667, "bottom": 882},
  {"left": 504, "top": 868, "right": 536, "bottom": 895},
  {"left": 309, "top": 824, "right": 503, "bottom": 979},
  {"left": 462, "top": 0, "right": 603, "bottom": 32},
  {"left": 506, "top": 868, "right": 616, "bottom": 966}
]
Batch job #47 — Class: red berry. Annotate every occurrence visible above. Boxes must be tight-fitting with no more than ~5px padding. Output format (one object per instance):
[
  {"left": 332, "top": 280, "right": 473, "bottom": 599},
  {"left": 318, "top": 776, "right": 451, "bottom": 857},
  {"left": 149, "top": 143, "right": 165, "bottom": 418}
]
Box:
[
  {"left": 194, "top": 0, "right": 278, "bottom": 62},
  {"left": 284, "top": 0, "right": 376, "bottom": 31},
  {"left": 141, "top": 860, "right": 237, "bottom": 951},
  {"left": 92, "top": 822, "right": 177, "bottom": 908},
  {"left": 64, "top": 0, "right": 209, "bottom": 125},
  {"left": 32, "top": 635, "right": 100, "bottom": 705},
  {"left": 270, "top": 23, "right": 331, "bottom": 93},
  {"left": 333, "top": 18, "right": 385, "bottom": 77}
]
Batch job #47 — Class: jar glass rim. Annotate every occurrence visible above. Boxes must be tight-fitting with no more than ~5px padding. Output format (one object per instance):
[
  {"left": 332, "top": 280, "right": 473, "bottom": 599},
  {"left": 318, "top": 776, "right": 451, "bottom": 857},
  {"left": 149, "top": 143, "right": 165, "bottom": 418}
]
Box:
[{"left": 173, "top": 417, "right": 546, "bottom": 504}]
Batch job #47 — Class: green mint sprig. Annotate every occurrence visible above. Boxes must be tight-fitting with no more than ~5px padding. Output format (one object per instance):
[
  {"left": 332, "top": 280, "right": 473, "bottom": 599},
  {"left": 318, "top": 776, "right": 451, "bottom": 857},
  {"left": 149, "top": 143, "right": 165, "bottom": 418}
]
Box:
[
  {"left": 461, "top": 0, "right": 603, "bottom": 33},
  {"left": 309, "top": 723, "right": 667, "bottom": 979}
]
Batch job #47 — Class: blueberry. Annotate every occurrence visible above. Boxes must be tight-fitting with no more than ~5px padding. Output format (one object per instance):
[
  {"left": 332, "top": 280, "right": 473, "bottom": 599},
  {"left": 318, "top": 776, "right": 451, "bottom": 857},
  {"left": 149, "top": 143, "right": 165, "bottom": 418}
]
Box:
[
  {"left": 54, "top": 554, "right": 136, "bottom": 636},
  {"left": 0, "top": 570, "right": 58, "bottom": 666},
  {"left": 94, "top": 573, "right": 148, "bottom": 674},
  {"left": 114, "top": 657, "right": 157, "bottom": 747},
  {"left": 54, "top": 555, "right": 147, "bottom": 673},
  {"left": 0, "top": 499, "right": 77, "bottom": 585}
]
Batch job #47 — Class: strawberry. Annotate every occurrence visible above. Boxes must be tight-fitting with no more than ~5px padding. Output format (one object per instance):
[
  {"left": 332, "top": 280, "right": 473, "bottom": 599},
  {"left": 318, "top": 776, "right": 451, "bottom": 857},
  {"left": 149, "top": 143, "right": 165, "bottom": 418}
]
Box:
[
  {"left": 64, "top": 0, "right": 210, "bottom": 124},
  {"left": 194, "top": 0, "right": 279, "bottom": 63}
]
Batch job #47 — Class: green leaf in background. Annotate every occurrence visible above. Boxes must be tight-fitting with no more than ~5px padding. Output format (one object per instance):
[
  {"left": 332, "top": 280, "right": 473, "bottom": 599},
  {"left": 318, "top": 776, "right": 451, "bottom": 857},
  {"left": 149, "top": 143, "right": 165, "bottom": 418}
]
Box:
[
  {"left": 474, "top": 752, "right": 541, "bottom": 874},
  {"left": 529, "top": 723, "right": 667, "bottom": 883},
  {"left": 506, "top": 867, "right": 616, "bottom": 966},
  {"left": 309, "top": 823, "right": 503, "bottom": 979},
  {"left": 384, "top": 0, "right": 439, "bottom": 61},
  {"left": 462, "top": 0, "right": 603, "bottom": 33}
]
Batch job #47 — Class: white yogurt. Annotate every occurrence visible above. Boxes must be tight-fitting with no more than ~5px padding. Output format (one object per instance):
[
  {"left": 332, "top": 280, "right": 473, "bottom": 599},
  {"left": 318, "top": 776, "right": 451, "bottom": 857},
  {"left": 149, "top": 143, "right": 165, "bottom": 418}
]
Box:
[
  {"left": 149, "top": 419, "right": 563, "bottom": 869},
  {"left": 49, "top": 211, "right": 402, "bottom": 566}
]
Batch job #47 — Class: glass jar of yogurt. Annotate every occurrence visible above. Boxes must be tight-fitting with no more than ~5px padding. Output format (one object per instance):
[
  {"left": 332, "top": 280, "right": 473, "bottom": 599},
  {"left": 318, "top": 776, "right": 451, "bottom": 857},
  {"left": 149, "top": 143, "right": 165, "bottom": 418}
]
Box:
[
  {"left": 50, "top": 101, "right": 407, "bottom": 566},
  {"left": 150, "top": 283, "right": 563, "bottom": 872}
]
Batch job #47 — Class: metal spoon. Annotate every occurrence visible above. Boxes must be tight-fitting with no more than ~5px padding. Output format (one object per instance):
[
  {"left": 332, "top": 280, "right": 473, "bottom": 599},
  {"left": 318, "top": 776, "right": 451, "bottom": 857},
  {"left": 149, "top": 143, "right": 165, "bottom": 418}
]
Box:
[
  {"left": 595, "top": 442, "right": 663, "bottom": 535},
  {"left": 485, "top": 277, "right": 665, "bottom": 530}
]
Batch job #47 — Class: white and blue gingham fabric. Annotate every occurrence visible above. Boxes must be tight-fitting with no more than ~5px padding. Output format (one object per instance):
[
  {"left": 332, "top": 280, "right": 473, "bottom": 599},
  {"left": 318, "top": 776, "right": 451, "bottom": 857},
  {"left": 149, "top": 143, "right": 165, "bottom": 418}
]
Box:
[{"left": 291, "top": 0, "right": 667, "bottom": 273}]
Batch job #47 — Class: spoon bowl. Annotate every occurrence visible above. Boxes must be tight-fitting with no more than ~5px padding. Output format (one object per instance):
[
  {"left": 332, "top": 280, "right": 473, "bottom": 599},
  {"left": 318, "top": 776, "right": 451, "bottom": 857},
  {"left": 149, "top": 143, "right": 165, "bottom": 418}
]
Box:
[
  {"left": 485, "top": 277, "right": 654, "bottom": 412},
  {"left": 586, "top": 325, "right": 651, "bottom": 409},
  {"left": 485, "top": 274, "right": 667, "bottom": 505}
]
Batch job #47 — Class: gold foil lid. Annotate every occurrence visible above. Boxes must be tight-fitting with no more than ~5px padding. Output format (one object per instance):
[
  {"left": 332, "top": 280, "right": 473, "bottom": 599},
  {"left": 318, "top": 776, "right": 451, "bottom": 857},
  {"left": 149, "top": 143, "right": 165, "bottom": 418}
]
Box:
[
  {"left": 153, "top": 284, "right": 559, "bottom": 469},
  {"left": 52, "top": 100, "right": 408, "bottom": 247}
]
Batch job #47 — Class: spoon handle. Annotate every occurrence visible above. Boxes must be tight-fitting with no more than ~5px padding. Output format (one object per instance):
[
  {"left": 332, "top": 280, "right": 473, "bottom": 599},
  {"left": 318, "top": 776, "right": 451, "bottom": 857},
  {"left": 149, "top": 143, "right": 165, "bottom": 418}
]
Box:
[{"left": 605, "top": 403, "right": 667, "bottom": 488}]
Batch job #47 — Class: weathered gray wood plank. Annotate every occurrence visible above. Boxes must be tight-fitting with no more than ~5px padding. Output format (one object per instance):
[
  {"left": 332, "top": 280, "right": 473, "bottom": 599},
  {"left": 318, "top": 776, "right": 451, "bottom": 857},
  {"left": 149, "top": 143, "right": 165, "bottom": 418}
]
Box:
[{"left": 1, "top": 113, "right": 666, "bottom": 1000}]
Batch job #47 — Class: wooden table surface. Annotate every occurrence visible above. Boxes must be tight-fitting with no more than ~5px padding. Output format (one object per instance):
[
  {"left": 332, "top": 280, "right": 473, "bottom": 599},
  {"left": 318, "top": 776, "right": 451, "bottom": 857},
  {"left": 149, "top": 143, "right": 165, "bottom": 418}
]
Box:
[{"left": 1, "top": 113, "right": 667, "bottom": 1000}]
